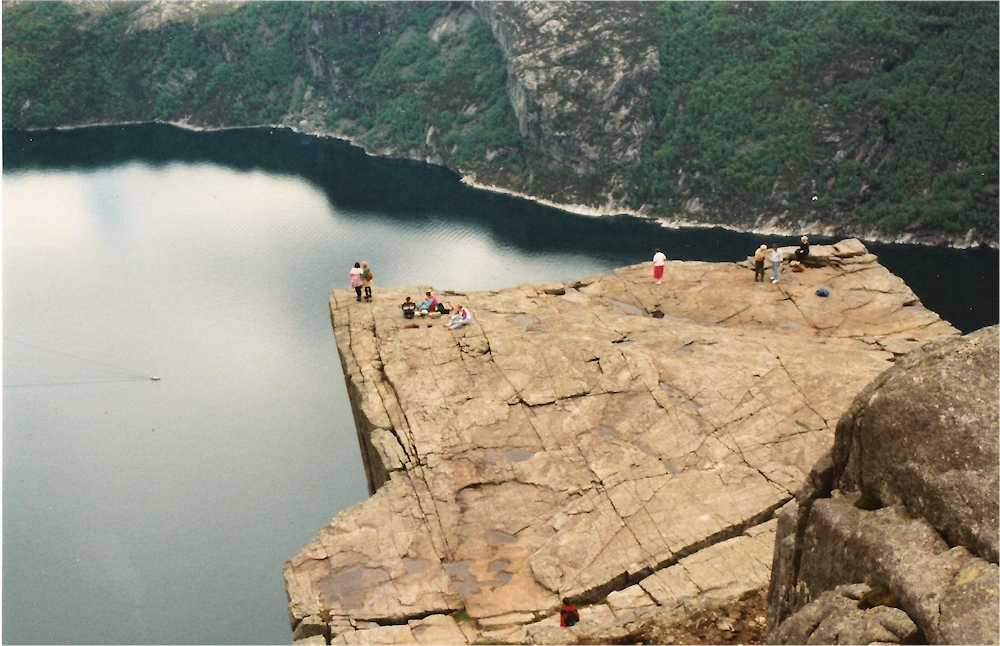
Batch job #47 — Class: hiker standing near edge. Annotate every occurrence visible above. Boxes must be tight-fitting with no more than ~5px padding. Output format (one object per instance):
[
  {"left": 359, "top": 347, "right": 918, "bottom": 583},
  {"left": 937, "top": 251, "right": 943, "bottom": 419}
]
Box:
[
  {"left": 349, "top": 262, "right": 364, "bottom": 301},
  {"left": 753, "top": 244, "right": 767, "bottom": 282},
  {"left": 770, "top": 244, "right": 783, "bottom": 284},
  {"left": 361, "top": 261, "right": 374, "bottom": 301},
  {"left": 652, "top": 248, "right": 667, "bottom": 284}
]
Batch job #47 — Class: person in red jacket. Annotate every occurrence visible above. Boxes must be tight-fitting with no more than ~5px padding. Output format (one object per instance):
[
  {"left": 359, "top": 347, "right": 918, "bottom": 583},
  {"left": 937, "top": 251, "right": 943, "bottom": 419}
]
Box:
[{"left": 560, "top": 598, "right": 580, "bottom": 627}]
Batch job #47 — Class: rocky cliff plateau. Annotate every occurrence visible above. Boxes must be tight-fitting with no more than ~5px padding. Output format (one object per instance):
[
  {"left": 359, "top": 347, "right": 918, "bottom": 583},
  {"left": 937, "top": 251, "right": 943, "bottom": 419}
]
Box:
[{"left": 283, "top": 240, "right": 963, "bottom": 644}]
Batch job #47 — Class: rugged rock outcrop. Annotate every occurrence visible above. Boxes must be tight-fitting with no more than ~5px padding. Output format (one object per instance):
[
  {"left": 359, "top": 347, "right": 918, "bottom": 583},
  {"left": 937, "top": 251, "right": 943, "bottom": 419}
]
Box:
[
  {"left": 767, "top": 325, "right": 999, "bottom": 644},
  {"left": 475, "top": 1, "right": 660, "bottom": 175},
  {"left": 284, "top": 240, "right": 959, "bottom": 644}
]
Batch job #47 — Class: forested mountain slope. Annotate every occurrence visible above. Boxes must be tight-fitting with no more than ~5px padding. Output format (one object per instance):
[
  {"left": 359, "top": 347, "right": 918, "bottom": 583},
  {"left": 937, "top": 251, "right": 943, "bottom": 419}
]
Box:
[{"left": 3, "top": 1, "right": 996, "bottom": 245}]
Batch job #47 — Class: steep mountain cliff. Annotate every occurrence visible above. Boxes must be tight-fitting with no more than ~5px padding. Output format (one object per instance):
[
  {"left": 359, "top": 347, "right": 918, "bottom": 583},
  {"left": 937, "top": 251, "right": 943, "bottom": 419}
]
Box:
[{"left": 3, "top": 1, "right": 997, "bottom": 245}]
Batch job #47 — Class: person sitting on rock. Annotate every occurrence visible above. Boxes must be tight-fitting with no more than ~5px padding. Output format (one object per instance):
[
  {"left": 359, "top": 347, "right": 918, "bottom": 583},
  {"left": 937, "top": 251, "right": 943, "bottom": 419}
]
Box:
[
  {"left": 560, "top": 598, "right": 580, "bottom": 628},
  {"left": 400, "top": 296, "right": 417, "bottom": 319},
  {"left": 417, "top": 291, "right": 438, "bottom": 316},
  {"left": 447, "top": 303, "right": 471, "bottom": 330},
  {"left": 795, "top": 236, "right": 810, "bottom": 263}
]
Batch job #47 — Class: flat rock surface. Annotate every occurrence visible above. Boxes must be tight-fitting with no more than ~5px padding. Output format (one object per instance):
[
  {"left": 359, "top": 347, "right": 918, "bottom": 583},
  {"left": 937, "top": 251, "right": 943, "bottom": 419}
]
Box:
[{"left": 285, "top": 241, "right": 958, "bottom": 643}]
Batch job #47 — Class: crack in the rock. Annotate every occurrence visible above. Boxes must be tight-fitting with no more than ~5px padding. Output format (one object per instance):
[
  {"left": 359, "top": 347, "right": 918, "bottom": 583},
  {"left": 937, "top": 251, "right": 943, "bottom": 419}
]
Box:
[
  {"left": 716, "top": 304, "right": 752, "bottom": 325},
  {"left": 561, "top": 481, "right": 655, "bottom": 602},
  {"left": 369, "top": 317, "right": 418, "bottom": 463},
  {"left": 755, "top": 341, "right": 831, "bottom": 427},
  {"left": 838, "top": 297, "right": 880, "bottom": 314},
  {"left": 710, "top": 427, "right": 788, "bottom": 494},
  {"left": 781, "top": 293, "right": 818, "bottom": 332},
  {"left": 476, "top": 322, "right": 549, "bottom": 450},
  {"left": 367, "top": 310, "right": 456, "bottom": 561},
  {"left": 594, "top": 496, "right": 793, "bottom": 607}
]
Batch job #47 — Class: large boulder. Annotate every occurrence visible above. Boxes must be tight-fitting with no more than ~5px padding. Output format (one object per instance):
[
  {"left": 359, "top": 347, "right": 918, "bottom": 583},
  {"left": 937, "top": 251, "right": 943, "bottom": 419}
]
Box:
[
  {"left": 833, "top": 325, "right": 999, "bottom": 562},
  {"left": 768, "top": 326, "right": 1000, "bottom": 645}
]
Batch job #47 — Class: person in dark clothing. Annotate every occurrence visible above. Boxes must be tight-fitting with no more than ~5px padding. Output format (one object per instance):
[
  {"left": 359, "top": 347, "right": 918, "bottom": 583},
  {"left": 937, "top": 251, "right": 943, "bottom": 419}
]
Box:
[
  {"left": 560, "top": 598, "right": 580, "bottom": 627},
  {"left": 361, "top": 261, "right": 374, "bottom": 301},
  {"left": 753, "top": 244, "right": 767, "bottom": 282},
  {"left": 400, "top": 297, "right": 417, "bottom": 319},
  {"left": 795, "top": 236, "right": 810, "bottom": 263}
]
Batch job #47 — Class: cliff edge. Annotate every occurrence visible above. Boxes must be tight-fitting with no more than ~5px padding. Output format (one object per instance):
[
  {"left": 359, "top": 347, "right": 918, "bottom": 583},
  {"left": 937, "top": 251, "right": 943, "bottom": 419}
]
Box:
[{"left": 284, "top": 240, "right": 959, "bottom": 644}]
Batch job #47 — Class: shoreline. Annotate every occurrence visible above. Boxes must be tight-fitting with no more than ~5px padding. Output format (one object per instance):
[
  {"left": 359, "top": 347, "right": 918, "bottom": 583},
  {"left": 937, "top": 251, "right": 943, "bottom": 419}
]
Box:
[{"left": 20, "top": 119, "right": 998, "bottom": 250}]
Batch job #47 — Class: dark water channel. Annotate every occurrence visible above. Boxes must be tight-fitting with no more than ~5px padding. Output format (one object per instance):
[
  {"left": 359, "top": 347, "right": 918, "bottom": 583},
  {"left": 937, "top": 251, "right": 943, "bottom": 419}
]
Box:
[{"left": 3, "top": 124, "right": 996, "bottom": 644}]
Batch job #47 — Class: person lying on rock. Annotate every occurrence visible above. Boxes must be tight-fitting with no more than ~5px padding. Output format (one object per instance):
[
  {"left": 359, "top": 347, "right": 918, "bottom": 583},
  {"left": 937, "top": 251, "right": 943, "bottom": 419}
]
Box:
[
  {"left": 400, "top": 296, "right": 416, "bottom": 319},
  {"left": 447, "top": 304, "right": 471, "bottom": 329},
  {"left": 417, "top": 291, "right": 438, "bottom": 316}
]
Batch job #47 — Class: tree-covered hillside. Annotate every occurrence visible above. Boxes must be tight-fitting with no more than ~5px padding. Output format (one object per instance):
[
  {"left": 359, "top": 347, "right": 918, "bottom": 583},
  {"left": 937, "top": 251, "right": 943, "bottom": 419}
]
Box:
[
  {"left": 632, "top": 1, "right": 998, "bottom": 242},
  {"left": 3, "top": 1, "right": 997, "bottom": 245},
  {"left": 2, "top": 1, "right": 530, "bottom": 184}
]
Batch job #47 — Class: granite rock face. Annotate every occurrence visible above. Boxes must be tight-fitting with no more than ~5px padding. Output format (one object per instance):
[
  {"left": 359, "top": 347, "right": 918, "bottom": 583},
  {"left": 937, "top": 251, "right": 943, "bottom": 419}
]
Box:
[
  {"left": 285, "top": 240, "right": 959, "bottom": 644},
  {"left": 834, "top": 325, "right": 1000, "bottom": 563},
  {"left": 476, "top": 1, "right": 660, "bottom": 175},
  {"left": 767, "top": 325, "right": 999, "bottom": 645},
  {"left": 769, "top": 583, "right": 920, "bottom": 645}
]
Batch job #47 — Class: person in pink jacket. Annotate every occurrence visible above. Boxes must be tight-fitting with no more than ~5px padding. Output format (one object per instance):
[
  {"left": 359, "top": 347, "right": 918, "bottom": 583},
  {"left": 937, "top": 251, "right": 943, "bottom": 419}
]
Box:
[
  {"left": 417, "top": 291, "right": 438, "bottom": 315},
  {"left": 349, "top": 262, "right": 363, "bottom": 301}
]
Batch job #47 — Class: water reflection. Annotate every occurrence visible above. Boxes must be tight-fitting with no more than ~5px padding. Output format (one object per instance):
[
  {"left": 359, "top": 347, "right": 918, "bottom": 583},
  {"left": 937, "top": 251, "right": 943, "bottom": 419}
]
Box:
[{"left": 3, "top": 125, "right": 819, "bottom": 262}]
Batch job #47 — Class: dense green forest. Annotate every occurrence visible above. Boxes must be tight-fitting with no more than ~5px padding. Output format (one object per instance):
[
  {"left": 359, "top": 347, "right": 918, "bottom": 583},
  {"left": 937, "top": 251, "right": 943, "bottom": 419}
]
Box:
[
  {"left": 633, "top": 1, "right": 998, "bottom": 240},
  {"left": 2, "top": 2, "right": 529, "bottom": 180},
  {"left": 3, "top": 1, "right": 997, "bottom": 243}
]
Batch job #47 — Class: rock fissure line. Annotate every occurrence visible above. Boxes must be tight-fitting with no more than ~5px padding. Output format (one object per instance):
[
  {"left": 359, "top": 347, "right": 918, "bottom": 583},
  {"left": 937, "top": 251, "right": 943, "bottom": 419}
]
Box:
[
  {"left": 373, "top": 328, "right": 461, "bottom": 566},
  {"left": 767, "top": 347, "right": 832, "bottom": 426},
  {"left": 782, "top": 293, "right": 815, "bottom": 331},
  {"left": 369, "top": 320, "right": 418, "bottom": 466},
  {"left": 562, "top": 484, "right": 655, "bottom": 602},
  {"left": 716, "top": 304, "right": 754, "bottom": 325}
]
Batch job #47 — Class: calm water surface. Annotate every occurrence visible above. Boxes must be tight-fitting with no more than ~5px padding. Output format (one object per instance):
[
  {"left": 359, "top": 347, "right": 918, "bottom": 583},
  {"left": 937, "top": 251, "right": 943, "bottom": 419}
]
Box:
[{"left": 3, "top": 125, "right": 996, "bottom": 644}]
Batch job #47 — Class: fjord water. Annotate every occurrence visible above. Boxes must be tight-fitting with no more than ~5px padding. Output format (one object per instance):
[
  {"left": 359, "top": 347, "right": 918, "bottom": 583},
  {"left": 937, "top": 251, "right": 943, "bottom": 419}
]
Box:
[{"left": 3, "top": 125, "right": 996, "bottom": 644}]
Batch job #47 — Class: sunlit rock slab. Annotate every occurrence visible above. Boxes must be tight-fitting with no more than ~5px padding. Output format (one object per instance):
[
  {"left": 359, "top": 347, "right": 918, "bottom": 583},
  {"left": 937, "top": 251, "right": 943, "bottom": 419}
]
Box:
[{"left": 285, "top": 239, "right": 958, "bottom": 642}]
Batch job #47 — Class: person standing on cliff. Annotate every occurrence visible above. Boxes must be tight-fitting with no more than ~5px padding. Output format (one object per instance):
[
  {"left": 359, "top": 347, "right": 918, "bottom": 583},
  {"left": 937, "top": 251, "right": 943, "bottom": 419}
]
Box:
[
  {"left": 652, "top": 248, "right": 667, "bottom": 284},
  {"left": 361, "top": 261, "right": 374, "bottom": 301},
  {"left": 770, "top": 244, "right": 783, "bottom": 284},
  {"left": 753, "top": 244, "right": 767, "bottom": 282},
  {"left": 349, "top": 262, "right": 364, "bottom": 301}
]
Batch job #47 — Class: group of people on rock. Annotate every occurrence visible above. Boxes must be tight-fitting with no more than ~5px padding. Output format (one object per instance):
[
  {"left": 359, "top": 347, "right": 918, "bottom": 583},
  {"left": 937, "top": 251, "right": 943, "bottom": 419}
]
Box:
[
  {"left": 402, "top": 292, "right": 471, "bottom": 329},
  {"left": 651, "top": 237, "right": 809, "bottom": 285},
  {"left": 349, "top": 262, "right": 471, "bottom": 329},
  {"left": 349, "top": 261, "right": 374, "bottom": 301},
  {"left": 750, "top": 237, "right": 809, "bottom": 283}
]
